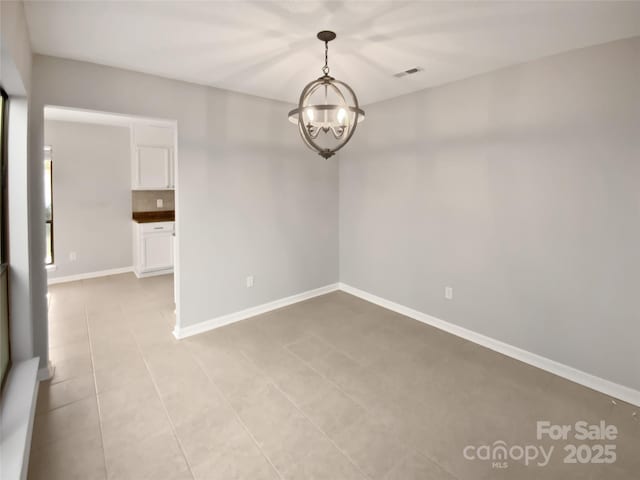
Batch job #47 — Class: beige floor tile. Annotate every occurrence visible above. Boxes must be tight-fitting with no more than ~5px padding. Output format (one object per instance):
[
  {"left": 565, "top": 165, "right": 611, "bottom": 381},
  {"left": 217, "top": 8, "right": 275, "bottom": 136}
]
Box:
[
  {"left": 90, "top": 329, "right": 138, "bottom": 353},
  {"left": 231, "top": 383, "right": 306, "bottom": 444},
  {"left": 160, "top": 376, "right": 226, "bottom": 426},
  {"left": 281, "top": 439, "right": 367, "bottom": 480},
  {"left": 85, "top": 296, "right": 125, "bottom": 315},
  {"left": 306, "top": 348, "right": 363, "bottom": 385},
  {"left": 96, "top": 376, "right": 159, "bottom": 423},
  {"left": 259, "top": 415, "right": 332, "bottom": 477},
  {"left": 39, "top": 279, "right": 640, "bottom": 480},
  {"left": 247, "top": 309, "right": 312, "bottom": 346},
  {"left": 28, "top": 425, "right": 105, "bottom": 480},
  {"left": 142, "top": 343, "right": 202, "bottom": 386},
  {"left": 185, "top": 330, "right": 242, "bottom": 362},
  {"left": 333, "top": 414, "right": 408, "bottom": 480},
  {"left": 105, "top": 430, "right": 191, "bottom": 480},
  {"left": 98, "top": 379, "right": 172, "bottom": 461},
  {"left": 134, "top": 323, "right": 179, "bottom": 350},
  {"left": 126, "top": 306, "right": 171, "bottom": 324},
  {"left": 298, "top": 382, "right": 365, "bottom": 437},
  {"left": 87, "top": 307, "right": 129, "bottom": 337},
  {"left": 91, "top": 342, "right": 144, "bottom": 373},
  {"left": 175, "top": 406, "right": 248, "bottom": 467},
  {"left": 190, "top": 431, "right": 278, "bottom": 480},
  {"left": 240, "top": 342, "right": 300, "bottom": 377},
  {"left": 285, "top": 334, "right": 333, "bottom": 363},
  {"left": 49, "top": 339, "right": 91, "bottom": 364},
  {"left": 49, "top": 355, "right": 93, "bottom": 384},
  {"left": 93, "top": 353, "right": 150, "bottom": 393},
  {"left": 48, "top": 300, "right": 86, "bottom": 319},
  {"left": 91, "top": 337, "right": 140, "bottom": 369},
  {"left": 328, "top": 328, "right": 388, "bottom": 367},
  {"left": 36, "top": 374, "right": 96, "bottom": 414},
  {"left": 207, "top": 354, "right": 272, "bottom": 403},
  {"left": 101, "top": 410, "right": 173, "bottom": 464},
  {"left": 31, "top": 397, "right": 101, "bottom": 450},
  {"left": 270, "top": 362, "right": 331, "bottom": 407},
  {"left": 385, "top": 452, "right": 455, "bottom": 480},
  {"left": 326, "top": 364, "right": 390, "bottom": 412},
  {"left": 48, "top": 329, "right": 89, "bottom": 349},
  {"left": 48, "top": 316, "right": 89, "bottom": 348}
]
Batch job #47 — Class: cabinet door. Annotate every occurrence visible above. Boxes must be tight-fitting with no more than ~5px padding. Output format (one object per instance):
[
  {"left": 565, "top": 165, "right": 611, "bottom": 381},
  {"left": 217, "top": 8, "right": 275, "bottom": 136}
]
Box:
[
  {"left": 142, "top": 233, "right": 173, "bottom": 271},
  {"left": 136, "top": 146, "right": 171, "bottom": 188}
]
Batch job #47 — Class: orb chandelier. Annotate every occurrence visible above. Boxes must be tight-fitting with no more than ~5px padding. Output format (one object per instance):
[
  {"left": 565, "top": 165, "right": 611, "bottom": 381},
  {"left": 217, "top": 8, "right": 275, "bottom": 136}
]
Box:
[{"left": 288, "top": 31, "right": 365, "bottom": 159}]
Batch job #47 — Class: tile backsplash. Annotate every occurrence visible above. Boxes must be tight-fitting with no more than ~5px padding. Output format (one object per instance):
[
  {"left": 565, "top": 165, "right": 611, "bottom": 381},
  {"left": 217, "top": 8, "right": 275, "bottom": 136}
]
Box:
[{"left": 132, "top": 190, "right": 175, "bottom": 212}]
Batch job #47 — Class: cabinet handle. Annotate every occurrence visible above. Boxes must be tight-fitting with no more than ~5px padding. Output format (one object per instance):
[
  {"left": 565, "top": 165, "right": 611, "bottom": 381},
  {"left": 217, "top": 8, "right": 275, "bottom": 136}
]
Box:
[{"left": 153, "top": 227, "right": 163, "bottom": 230}]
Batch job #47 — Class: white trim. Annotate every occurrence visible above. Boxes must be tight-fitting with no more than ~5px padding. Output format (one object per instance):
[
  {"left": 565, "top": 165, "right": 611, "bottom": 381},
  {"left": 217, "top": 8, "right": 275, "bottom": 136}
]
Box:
[
  {"left": 37, "top": 362, "right": 55, "bottom": 381},
  {"left": 133, "top": 268, "right": 173, "bottom": 279},
  {"left": 173, "top": 283, "right": 340, "bottom": 339},
  {"left": 338, "top": 283, "right": 640, "bottom": 407},
  {"left": 45, "top": 264, "right": 57, "bottom": 272},
  {"left": 0, "top": 358, "right": 39, "bottom": 480},
  {"left": 47, "top": 266, "right": 133, "bottom": 285},
  {"left": 172, "top": 122, "right": 181, "bottom": 336}
]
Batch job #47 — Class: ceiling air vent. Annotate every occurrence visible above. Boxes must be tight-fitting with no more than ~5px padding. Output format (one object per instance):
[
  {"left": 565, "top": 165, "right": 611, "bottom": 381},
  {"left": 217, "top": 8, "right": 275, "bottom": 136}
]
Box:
[{"left": 394, "top": 67, "right": 423, "bottom": 78}]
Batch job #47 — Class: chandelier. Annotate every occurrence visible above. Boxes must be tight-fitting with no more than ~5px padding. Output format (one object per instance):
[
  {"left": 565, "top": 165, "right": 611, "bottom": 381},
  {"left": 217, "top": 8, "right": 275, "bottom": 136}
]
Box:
[{"left": 288, "top": 31, "right": 365, "bottom": 159}]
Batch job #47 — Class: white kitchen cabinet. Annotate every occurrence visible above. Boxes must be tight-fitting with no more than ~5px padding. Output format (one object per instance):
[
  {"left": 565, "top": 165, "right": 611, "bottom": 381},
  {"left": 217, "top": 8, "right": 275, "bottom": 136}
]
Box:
[
  {"left": 133, "top": 145, "right": 173, "bottom": 189},
  {"left": 131, "top": 124, "right": 175, "bottom": 190},
  {"left": 133, "top": 221, "right": 174, "bottom": 277}
]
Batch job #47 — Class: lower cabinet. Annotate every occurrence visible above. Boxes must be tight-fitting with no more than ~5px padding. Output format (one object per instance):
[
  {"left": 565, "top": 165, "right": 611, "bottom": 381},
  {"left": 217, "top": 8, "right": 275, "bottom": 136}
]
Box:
[{"left": 133, "top": 221, "right": 174, "bottom": 277}]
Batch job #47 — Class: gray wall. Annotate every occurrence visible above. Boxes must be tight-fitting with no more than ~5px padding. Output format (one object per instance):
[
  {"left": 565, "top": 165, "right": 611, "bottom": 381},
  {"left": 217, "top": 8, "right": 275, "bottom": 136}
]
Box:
[
  {"left": 340, "top": 37, "right": 640, "bottom": 391},
  {"left": 31, "top": 55, "right": 339, "bottom": 337},
  {"left": 45, "top": 120, "right": 132, "bottom": 278}
]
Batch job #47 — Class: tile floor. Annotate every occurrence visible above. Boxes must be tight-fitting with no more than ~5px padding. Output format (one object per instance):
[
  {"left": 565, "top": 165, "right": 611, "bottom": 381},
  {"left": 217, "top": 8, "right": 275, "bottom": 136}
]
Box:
[{"left": 30, "top": 273, "right": 639, "bottom": 479}]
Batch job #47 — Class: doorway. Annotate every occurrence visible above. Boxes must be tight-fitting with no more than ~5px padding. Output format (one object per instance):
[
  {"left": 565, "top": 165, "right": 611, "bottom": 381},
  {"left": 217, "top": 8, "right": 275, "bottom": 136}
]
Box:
[{"left": 42, "top": 106, "right": 180, "bottom": 335}]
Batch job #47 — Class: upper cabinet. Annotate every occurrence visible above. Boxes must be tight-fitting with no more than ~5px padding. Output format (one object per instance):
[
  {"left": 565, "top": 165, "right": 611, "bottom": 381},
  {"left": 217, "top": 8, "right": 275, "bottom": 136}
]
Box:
[{"left": 131, "top": 124, "right": 175, "bottom": 190}]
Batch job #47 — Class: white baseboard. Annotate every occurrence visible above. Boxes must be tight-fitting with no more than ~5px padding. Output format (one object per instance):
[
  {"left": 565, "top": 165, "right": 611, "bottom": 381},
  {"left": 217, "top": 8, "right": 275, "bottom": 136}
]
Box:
[
  {"left": 173, "top": 283, "right": 339, "bottom": 339},
  {"left": 133, "top": 268, "right": 173, "bottom": 279},
  {"left": 339, "top": 283, "right": 640, "bottom": 407},
  {"left": 37, "top": 362, "right": 54, "bottom": 381},
  {"left": 47, "top": 266, "right": 133, "bottom": 285}
]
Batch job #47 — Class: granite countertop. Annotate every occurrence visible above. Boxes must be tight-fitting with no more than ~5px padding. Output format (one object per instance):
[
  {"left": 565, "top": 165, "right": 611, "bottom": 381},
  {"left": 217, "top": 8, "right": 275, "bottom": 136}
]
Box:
[{"left": 132, "top": 210, "right": 175, "bottom": 223}]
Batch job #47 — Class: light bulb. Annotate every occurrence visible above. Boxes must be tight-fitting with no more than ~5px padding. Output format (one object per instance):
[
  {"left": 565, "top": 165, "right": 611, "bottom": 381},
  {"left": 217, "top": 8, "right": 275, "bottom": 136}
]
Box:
[
  {"left": 306, "top": 108, "right": 314, "bottom": 122},
  {"left": 337, "top": 108, "right": 346, "bottom": 123}
]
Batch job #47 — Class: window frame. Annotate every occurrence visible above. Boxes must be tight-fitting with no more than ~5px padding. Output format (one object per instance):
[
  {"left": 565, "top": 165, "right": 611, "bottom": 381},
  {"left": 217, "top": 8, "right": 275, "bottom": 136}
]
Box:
[
  {"left": 0, "top": 87, "right": 11, "bottom": 392},
  {"left": 44, "top": 146, "right": 54, "bottom": 266}
]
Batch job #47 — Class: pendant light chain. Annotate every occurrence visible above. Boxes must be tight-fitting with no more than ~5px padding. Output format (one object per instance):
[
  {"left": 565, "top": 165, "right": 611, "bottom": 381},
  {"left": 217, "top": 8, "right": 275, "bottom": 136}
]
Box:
[{"left": 322, "top": 41, "right": 330, "bottom": 75}]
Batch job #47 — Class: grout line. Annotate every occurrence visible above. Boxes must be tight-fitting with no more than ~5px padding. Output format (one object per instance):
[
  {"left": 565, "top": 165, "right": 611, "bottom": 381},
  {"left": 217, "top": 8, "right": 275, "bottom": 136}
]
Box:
[
  {"left": 284, "top": 332, "right": 458, "bottom": 479},
  {"left": 49, "top": 279, "right": 459, "bottom": 479},
  {"left": 283, "top": 333, "right": 375, "bottom": 413},
  {"left": 131, "top": 328, "right": 197, "bottom": 479},
  {"left": 182, "top": 344, "right": 287, "bottom": 480},
  {"left": 381, "top": 450, "right": 412, "bottom": 480},
  {"left": 33, "top": 376, "right": 95, "bottom": 416},
  {"left": 284, "top": 334, "right": 461, "bottom": 479},
  {"left": 236, "top": 348, "right": 375, "bottom": 480},
  {"left": 50, "top": 275, "right": 184, "bottom": 479},
  {"left": 81, "top": 285, "right": 109, "bottom": 480}
]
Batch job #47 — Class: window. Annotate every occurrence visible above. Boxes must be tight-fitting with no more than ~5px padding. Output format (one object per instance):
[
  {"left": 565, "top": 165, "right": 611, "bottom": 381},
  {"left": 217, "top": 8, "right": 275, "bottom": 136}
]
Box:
[
  {"left": 44, "top": 147, "right": 53, "bottom": 265},
  {"left": 0, "top": 88, "right": 10, "bottom": 390}
]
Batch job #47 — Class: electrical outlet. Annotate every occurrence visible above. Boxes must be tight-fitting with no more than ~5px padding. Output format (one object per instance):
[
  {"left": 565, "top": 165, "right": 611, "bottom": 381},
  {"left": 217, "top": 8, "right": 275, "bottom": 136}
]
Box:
[
  {"left": 445, "top": 286, "right": 454, "bottom": 300},
  {"left": 246, "top": 275, "right": 254, "bottom": 288},
  {"left": 156, "top": 199, "right": 163, "bottom": 208},
  {"left": 69, "top": 251, "right": 77, "bottom": 262}
]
